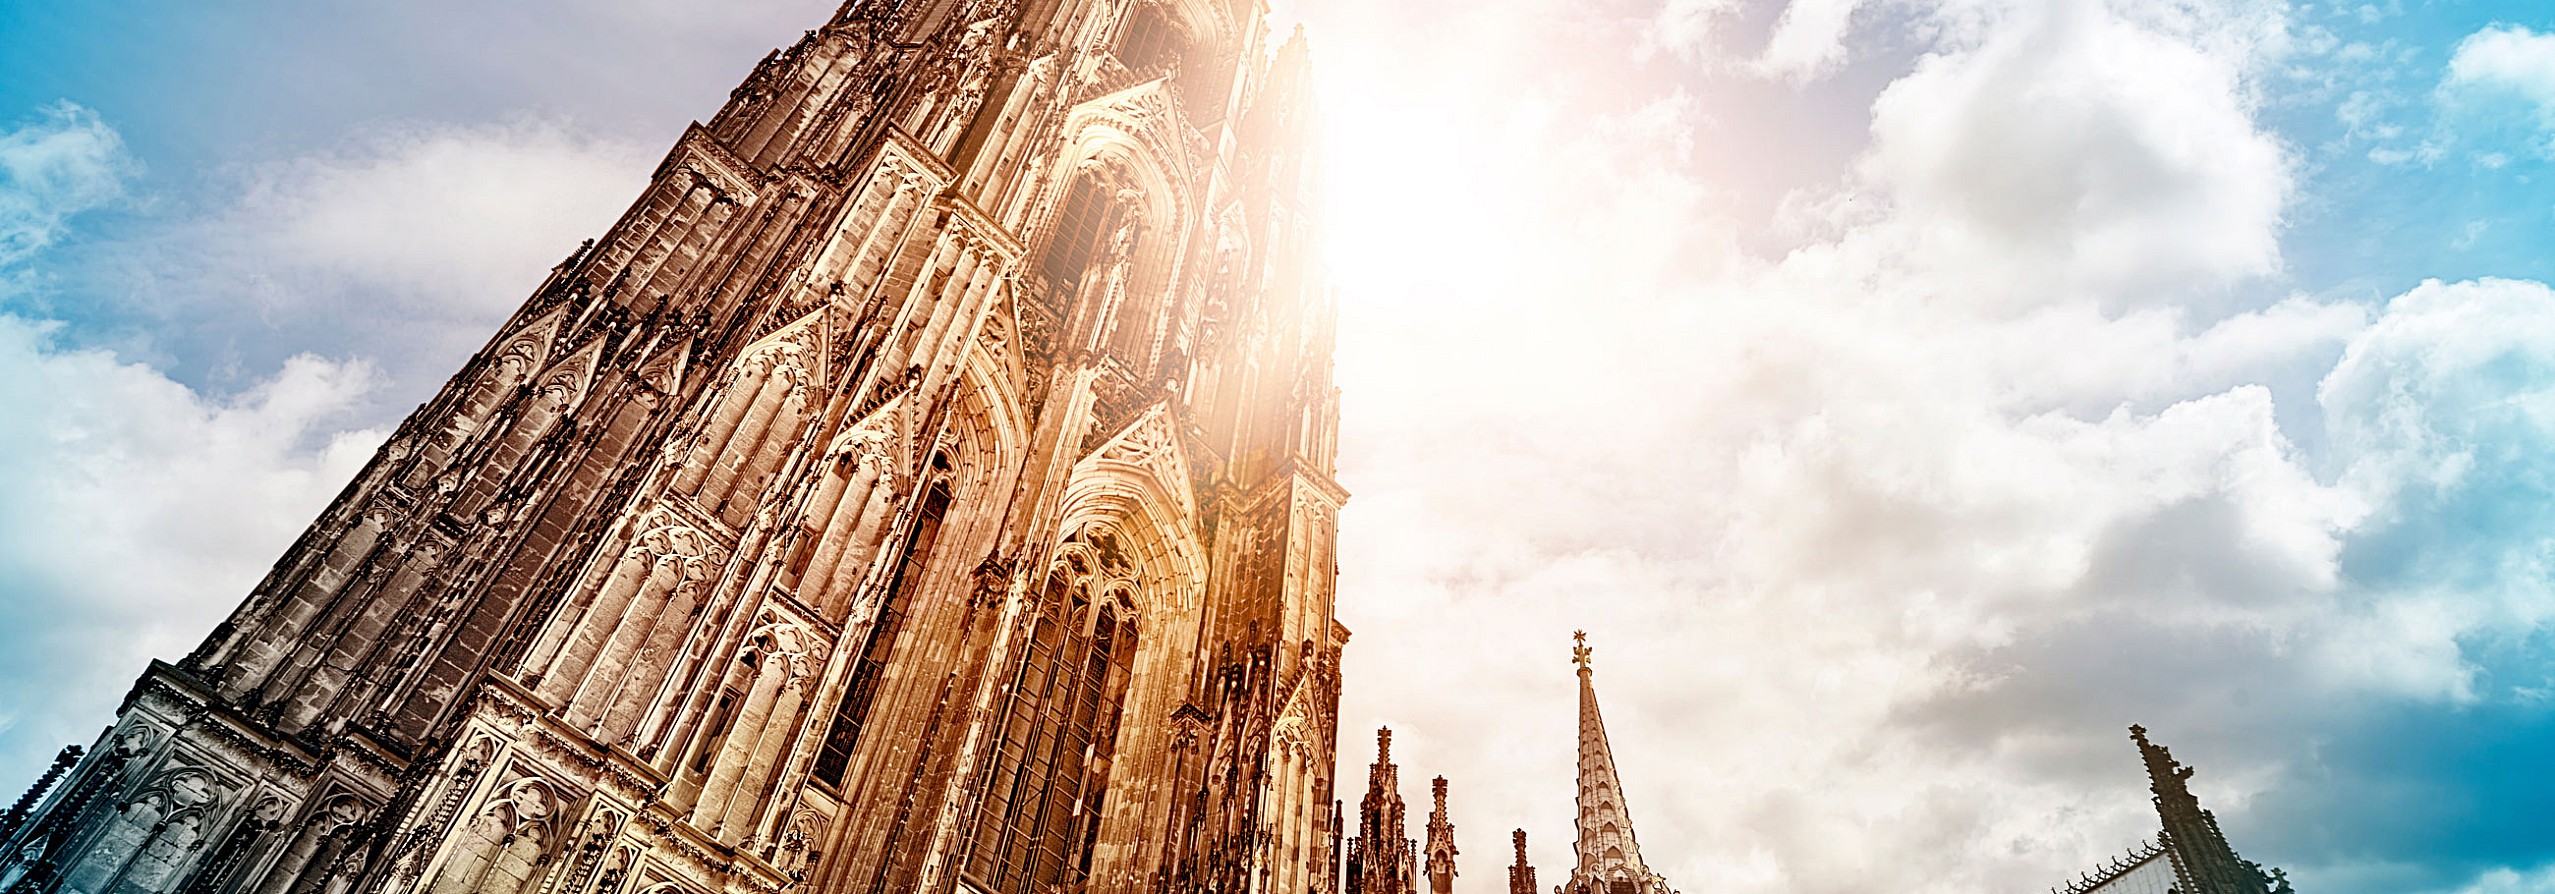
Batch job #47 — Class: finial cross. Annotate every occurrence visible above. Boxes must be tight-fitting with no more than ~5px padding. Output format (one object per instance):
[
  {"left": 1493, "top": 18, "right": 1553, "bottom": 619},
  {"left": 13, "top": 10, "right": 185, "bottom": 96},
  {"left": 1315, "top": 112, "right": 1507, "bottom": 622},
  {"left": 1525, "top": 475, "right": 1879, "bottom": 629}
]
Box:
[{"left": 1572, "top": 630, "right": 1592, "bottom": 671}]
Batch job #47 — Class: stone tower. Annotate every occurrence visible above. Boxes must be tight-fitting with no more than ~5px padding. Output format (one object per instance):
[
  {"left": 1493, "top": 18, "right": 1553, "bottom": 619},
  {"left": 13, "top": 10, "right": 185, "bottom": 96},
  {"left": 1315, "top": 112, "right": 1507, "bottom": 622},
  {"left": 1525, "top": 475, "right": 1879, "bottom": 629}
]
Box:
[
  {"left": 1563, "top": 633, "right": 1673, "bottom": 894},
  {"left": 1421, "top": 778, "right": 1455, "bottom": 894},
  {"left": 0, "top": 3, "right": 1347, "bottom": 894}
]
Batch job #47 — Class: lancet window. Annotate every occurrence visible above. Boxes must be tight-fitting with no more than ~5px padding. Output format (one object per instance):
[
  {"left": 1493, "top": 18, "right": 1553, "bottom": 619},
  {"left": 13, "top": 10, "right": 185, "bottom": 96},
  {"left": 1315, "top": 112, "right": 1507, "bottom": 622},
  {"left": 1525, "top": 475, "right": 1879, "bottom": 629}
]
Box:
[
  {"left": 523, "top": 521, "right": 724, "bottom": 744},
  {"left": 402, "top": 346, "right": 536, "bottom": 491},
  {"left": 1040, "top": 177, "right": 1125, "bottom": 299},
  {"left": 449, "top": 379, "right": 577, "bottom": 517},
  {"left": 1040, "top": 165, "right": 1164, "bottom": 367},
  {"left": 811, "top": 470, "right": 956, "bottom": 788},
  {"left": 689, "top": 676, "right": 749, "bottom": 777},
  {"left": 962, "top": 538, "right": 1140, "bottom": 894},
  {"left": 1116, "top": 7, "right": 1183, "bottom": 72},
  {"left": 685, "top": 619, "right": 823, "bottom": 837},
  {"left": 218, "top": 512, "right": 387, "bottom": 698},
  {"left": 180, "top": 796, "right": 282, "bottom": 894}
]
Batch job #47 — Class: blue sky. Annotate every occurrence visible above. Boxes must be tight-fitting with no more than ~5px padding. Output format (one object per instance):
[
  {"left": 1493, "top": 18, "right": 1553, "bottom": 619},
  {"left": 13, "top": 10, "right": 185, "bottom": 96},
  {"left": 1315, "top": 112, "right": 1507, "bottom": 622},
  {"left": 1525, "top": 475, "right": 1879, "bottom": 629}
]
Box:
[{"left": 3, "top": 1, "right": 2555, "bottom": 893}]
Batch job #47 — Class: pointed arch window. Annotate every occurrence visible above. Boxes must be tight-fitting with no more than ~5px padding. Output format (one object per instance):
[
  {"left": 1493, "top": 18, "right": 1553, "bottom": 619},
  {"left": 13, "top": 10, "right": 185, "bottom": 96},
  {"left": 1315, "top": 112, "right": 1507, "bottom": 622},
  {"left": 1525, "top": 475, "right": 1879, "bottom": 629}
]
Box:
[
  {"left": 1116, "top": 7, "right": 1183, "bottom": 72},
  {"left": 963, "top": 556, "right": 1139, "bottom": 893},
  {"left": 1041, "top": 177, "right": 1126, "bottom": 299},
  {"left": 812, "top": 473, "right": 956, "bottom": 788}
]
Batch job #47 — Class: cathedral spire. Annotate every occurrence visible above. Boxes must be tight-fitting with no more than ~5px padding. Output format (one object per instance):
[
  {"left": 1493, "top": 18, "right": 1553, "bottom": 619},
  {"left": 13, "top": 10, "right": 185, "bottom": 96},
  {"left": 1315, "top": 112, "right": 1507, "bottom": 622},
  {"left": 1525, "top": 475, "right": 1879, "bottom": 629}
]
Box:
[
  {"left": 1349, "top": 727, "right": 1419, "bottom": 894},
  {"left": 2133, "top": 726, "right": 2284, "bottom": 894},
  {"left": 1426, "top": 776, "right": 1459, "bottom": 894},
  {"left": 1566, "top": 632, "right": 1674, "bottom": 894},
  {"left": 1509, "top": 830, "right": 1539, "bottom": 894}
]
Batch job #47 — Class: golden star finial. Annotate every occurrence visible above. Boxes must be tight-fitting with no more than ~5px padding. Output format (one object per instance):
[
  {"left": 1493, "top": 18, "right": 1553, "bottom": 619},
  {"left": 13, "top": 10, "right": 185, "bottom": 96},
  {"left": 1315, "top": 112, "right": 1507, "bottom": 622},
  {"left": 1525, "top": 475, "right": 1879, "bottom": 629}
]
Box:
[{"left": 1572, "top": 630, "right": 1592, "bottom": 671}]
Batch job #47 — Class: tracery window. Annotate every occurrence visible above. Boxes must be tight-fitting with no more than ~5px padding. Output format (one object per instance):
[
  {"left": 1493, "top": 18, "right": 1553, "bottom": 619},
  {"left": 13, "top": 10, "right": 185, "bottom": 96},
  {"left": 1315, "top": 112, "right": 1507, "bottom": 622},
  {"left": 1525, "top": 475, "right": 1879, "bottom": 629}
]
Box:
[
  {"left": 424, "top": 779, "right": 557, "bottom": 894},
  {"left": 812, "top": 474, "right": 956, "bottom": 788},
  {"left": 257, "top": 796, "right": 367, "bottom": 894},
  {"left": 1116, "top": 7, "right": 1182, "bottom": 72},
  {"left": 1040, "top": 177, "right": 1122, "bottom": 297},
  {"left": 59, "top": 769, "right": 222, "bottom": 894},
  {"left": 962, "top": 544, "right": 1139, "bottom": 893}
]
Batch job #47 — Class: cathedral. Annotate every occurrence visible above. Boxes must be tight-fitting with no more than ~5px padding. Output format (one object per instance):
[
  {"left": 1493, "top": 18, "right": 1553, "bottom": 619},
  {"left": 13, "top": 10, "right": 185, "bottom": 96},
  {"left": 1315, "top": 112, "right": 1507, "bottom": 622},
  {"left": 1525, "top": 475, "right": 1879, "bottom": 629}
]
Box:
[
  {"left": 0, "top": 2, "right": 2312, "bottom": 893},
  {"left": 0, "top": 2, "right": 1347, "bottom": 894}
]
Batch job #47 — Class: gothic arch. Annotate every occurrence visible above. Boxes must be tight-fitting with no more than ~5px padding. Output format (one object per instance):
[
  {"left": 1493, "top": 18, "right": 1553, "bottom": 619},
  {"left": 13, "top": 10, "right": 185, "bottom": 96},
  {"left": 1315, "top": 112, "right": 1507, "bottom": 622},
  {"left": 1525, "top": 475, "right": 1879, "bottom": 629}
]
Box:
[
  {"left": 253, "top": 795, "right": 370, "bottom": 894},
  {"left": 445, "top": 341, "right": 597, "bottom": 519},
  {"left": 961, "top": 525, "right": 1147, "bottom": 894},
  {"left": 945, "top": 356, "right": 1026, "bottom": 506},
  {"left": 792, "top": 401, "right": 907, "bottom": 622},
  {"left": 673, "top": 333, "right": 820, "bottom": 529},
  {"left": 177, "top": 792, "right": 286, "bottom": 894},
  {"left": 403, "top": 308, "right": 561, "bottom": 491},
  {"left": 1149, "top": 0, "right": 1240, "bottom": 50},
  {"left": 958, "top": 337, "right": 1031, "bottom": 477},
  {"left": 1043, "top": 426, "right": 1214, "bottom": 889},
  {"left": 217, "top": 505, "right": 394, "bottom": 697},
  {"left": 1057, "top": 408, "right": 1207, "bottom": 599},
  {"left": 1038, "top": 90, "right": 1199, "bottom": 367},
  {"left": 526, "top": 515, "right": 731, "bottom": 731},
  {"left": 687, "top": 614, "right": 826, "bottom": 840},
  {"left": 57, "top": 767, "right": 225, "bottom": 894},
  {"left": 423, "top": 778, "right": 563, "bottom": 894}
]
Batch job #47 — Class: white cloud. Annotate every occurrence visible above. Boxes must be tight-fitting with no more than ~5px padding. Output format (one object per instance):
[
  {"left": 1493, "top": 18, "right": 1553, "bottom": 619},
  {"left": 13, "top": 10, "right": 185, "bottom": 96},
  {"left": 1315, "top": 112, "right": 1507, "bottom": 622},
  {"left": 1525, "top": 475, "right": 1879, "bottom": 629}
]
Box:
[
  {"left": 1644, "top": 0, "right": 1743, "bottom": 62},
  {"left": 0, "top": 105, "right": 130, "bottom": 271},
  {"left": 0, "top": 322, "right": 384, "bottom": 762},
  {"left": 1297, "top": 0, "right": 2550, "bottom": 892},
  {"left": 231, "top": 118, "right": 652, "bottom": 317},
  {"left": 2437, "top": 864, "right": 2555, "bottom": 894},
  {"left": 49, "top": 117, "right": 652, "bottom": 403},
  {"left": 1753, "top": 0, "right": 1869, "bottom": 81},
  {"left": 1858, "top": 0, "right": 2292, "bottom": 305},
  {"left": 2446, "top": 25, "right": 2555, "bottom": 130},
  {"left": 2322, "top": 278, "right": 2555, "bottom": 520},
  {"left": 3, "top": 3, "right": 2547, "bottom": 894},
  {"left": 0, "top": 111, "right": 385, "bottom": 788}
]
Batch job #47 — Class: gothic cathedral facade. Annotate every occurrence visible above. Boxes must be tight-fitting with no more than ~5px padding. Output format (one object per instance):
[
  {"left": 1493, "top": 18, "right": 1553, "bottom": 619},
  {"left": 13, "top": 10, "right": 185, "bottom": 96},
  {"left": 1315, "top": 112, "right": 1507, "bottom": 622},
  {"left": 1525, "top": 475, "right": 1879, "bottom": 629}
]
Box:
[{"left": 0, "top": 3, "right": 1348, "bottom": 894}]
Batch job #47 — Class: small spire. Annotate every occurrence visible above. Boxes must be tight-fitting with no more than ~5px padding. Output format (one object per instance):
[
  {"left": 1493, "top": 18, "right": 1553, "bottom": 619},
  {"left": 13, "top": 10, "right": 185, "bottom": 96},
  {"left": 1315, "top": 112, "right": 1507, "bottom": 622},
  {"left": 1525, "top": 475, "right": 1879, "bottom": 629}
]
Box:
[
  {"left": 1351, "top": 726, "right": 1412, "bottom": 894},
  {"left": 1426, "top": 775, "right": 1459, "bottom": 894},
  {"left": 1572, "top": 630, "right": 1592, "bottom": 673},
  {"left": 1508, "top": 829, "right": 1539, "bottom": 894}
]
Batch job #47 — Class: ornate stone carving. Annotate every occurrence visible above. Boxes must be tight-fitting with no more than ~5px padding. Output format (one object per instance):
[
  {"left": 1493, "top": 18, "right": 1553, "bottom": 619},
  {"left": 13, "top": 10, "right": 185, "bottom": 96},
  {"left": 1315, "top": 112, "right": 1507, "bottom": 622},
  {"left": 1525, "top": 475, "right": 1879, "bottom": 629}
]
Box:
[{"left": 12, "top": 10, "right": 1348, "bottom": 894}]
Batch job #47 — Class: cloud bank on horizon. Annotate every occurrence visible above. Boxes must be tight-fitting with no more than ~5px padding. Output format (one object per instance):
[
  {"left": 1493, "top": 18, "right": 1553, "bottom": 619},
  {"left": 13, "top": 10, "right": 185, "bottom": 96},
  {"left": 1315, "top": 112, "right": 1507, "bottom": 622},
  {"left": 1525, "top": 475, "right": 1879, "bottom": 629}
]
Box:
[{"left": 1, "top": 1, "right": 2552, "bottom": 894}]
